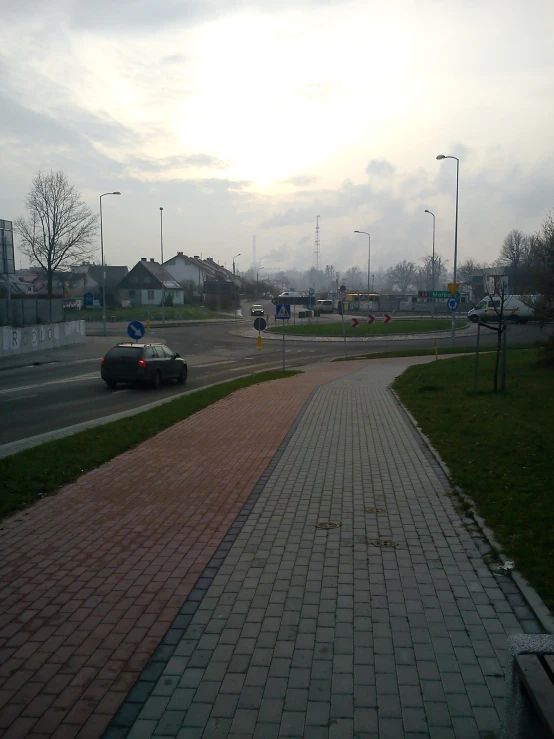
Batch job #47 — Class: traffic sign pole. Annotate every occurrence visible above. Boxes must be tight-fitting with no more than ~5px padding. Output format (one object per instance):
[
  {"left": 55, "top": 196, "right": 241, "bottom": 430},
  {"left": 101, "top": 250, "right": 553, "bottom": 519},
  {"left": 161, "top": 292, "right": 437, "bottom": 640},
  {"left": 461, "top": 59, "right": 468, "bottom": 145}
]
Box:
[{"left": 282, "top": 317, "right": 285, "bottom": 370}]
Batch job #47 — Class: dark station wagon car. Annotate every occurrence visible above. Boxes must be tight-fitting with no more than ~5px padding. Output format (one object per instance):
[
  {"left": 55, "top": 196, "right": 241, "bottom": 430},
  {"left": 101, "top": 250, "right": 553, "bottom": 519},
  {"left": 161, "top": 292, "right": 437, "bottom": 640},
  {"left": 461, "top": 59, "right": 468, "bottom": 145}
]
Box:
[{"left": 101, "top": 343, "right": 187, "bottom": 389}]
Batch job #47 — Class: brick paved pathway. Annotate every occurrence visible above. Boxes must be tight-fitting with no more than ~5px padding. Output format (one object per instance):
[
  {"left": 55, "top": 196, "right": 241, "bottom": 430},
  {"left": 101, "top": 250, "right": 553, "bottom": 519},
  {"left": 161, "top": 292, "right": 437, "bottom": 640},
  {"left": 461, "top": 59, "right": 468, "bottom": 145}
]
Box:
[
  {"left": 0, "top": 364, "right": 359, "bottom": 738},
  {"left": 117, "top": 358, "right": 540, "bottom": 739}
]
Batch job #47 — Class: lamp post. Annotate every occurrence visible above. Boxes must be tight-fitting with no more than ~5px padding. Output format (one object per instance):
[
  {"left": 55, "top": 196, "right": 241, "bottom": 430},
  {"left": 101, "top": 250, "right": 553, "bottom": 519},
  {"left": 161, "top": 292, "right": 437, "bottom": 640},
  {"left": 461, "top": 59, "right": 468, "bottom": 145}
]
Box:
[
  {"left": 233, "top": 253, "right": 241, "bottom": 319},
  {"left": 354, "top": 230, "right": 371, "bottom": 308},
  {"left": 99, "top": 191, "right": 121, "bottom": 336},
  {"left": 436, "top": 154, "right": 459, "bottom": 343},
  {"left": 424, "top": 210, "right": 436, "bottom": 291},
  {"left": 257, "top": 266, "right": 265, "bottom": 298},
  {"left": 159, "top": 207, "right": 165, "bottom": 325}
]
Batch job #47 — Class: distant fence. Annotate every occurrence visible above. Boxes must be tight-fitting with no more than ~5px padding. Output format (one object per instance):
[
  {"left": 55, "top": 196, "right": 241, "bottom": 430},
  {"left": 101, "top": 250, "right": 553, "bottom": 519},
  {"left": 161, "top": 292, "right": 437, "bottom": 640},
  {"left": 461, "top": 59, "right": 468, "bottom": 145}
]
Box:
[{"left": 0, "top": 299, "right": 64, "bottom": 327}]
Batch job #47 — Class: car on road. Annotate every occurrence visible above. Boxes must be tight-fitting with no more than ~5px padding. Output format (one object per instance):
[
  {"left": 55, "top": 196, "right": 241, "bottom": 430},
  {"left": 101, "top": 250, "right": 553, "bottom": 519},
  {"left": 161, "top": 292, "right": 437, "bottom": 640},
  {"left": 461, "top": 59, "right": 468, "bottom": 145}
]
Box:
[
  {"left": 467, "top": 295, "right": 536, "bottom": 324},
  {"left": 251, "top": 304, "right": 265, "bottom": 316},
  {"left": 316, "top": 299, "right": 334, "bottom": 313},
  {"left": 101, "top": 343, "right": 187, "bottom": 389}
]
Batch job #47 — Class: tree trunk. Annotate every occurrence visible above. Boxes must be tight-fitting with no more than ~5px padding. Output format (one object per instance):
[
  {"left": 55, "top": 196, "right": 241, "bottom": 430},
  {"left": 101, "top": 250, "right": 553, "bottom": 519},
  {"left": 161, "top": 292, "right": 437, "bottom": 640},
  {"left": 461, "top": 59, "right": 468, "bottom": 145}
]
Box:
[{"left": 47, "top": 270, "right": 53, "bottom": 298}]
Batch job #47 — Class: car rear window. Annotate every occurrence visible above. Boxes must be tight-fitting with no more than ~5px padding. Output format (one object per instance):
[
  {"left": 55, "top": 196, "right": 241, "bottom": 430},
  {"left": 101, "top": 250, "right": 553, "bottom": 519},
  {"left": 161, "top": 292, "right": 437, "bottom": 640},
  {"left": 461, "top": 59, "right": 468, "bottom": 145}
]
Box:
[{"left": 106, "top": 346, "right": 143, "bottom": 359}]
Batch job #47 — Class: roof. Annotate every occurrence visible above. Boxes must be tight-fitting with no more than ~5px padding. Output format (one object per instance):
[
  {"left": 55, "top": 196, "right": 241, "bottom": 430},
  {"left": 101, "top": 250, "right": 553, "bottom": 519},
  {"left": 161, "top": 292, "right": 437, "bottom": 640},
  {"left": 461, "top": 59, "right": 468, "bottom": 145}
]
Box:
[
  {"left": 87, "top": 265, "right": 128, "bottom": 289},
  {"left": 140, "top": 260, "right": 182, "bottom": 289}
]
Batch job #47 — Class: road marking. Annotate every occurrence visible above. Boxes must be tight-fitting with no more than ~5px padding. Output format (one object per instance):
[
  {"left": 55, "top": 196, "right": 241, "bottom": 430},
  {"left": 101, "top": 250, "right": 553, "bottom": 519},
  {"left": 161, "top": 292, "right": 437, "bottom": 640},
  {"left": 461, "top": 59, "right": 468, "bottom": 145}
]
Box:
[
  {"left": 0, "top": 394, "right": 38, "bottom": 403},
  {"left": 0, "top": 372, "right": 99, "bottom": 396}
]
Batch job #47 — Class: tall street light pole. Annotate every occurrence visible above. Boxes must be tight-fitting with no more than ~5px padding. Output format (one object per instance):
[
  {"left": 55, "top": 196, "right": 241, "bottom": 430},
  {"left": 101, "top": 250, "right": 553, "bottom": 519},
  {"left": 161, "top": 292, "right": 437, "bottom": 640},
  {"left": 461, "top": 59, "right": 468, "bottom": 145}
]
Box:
[
  {"left": 99, "top": 191, "right": 121, "bottom": 336},
  {"left": 436, "top": 154, "right": 460, "bottom": 343},
  {"left": 159, "top": 207, "right": 165, "bottom": 325},
  {"left": 233, "top": 253, "right": 241, "bottom": 319},
  {"left": 354, "top": 230, "right": 371, "bottom": 308},
  {"left": 257, "top": 266, "right": 265, "bottom": 298}
]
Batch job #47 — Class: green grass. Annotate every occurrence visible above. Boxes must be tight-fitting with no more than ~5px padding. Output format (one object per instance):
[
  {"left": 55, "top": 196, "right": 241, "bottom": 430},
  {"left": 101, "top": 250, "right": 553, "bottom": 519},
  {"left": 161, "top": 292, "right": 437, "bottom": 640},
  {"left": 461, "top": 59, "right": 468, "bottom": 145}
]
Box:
[
  {"left": 267, "top": 319, "right": 468, "bottom": 337},
  {"left": 333, "top": 343, "right": 534, "bottom": 361},
  {"left": 393, "top": 349, "right": 554, "bottom": 609},
  {"left": 65, "top": 305, "right": 219, "bottom": 322},
  {"left": 0, "top": 370, "right": 300, "bottom": 522}
]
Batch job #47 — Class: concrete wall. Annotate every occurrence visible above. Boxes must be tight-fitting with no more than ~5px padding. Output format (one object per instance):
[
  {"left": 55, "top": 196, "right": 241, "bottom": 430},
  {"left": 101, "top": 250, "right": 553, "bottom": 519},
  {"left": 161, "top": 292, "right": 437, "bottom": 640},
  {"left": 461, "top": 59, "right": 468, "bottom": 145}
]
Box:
[{"left": 0, "top": 320, "right": 86, "bottom": 359}]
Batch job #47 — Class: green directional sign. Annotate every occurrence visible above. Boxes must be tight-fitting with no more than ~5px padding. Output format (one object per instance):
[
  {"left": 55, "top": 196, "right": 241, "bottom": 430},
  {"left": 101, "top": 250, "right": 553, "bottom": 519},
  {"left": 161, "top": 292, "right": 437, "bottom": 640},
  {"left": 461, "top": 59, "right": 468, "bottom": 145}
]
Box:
[{"left": 418, "top": 290, "right": 461, "bottom": 300}]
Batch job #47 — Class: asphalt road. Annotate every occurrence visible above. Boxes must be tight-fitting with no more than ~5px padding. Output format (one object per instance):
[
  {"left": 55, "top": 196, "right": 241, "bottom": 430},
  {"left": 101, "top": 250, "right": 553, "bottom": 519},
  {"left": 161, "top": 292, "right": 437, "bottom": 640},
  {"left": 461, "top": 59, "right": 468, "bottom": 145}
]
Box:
[{"left": 0, "top": 304, "right": 542, "bottom": 446}]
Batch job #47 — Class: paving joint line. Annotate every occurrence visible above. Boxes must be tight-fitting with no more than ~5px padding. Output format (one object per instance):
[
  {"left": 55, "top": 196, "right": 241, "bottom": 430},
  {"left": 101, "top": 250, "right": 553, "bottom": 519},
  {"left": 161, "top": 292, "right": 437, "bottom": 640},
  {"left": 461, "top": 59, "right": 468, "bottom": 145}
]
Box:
[
  {"left": 390, "top": 385, "right": 554, "bottom": 635},
  {"left": 102, "top": 386, "right": 319, "bottom": 738}
]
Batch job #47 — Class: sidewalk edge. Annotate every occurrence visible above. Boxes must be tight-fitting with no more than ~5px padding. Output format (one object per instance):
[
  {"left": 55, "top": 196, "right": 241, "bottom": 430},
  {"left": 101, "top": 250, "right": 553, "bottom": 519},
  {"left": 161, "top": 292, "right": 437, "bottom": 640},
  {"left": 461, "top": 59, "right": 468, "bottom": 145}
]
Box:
[{"left": 390, "top": 387, "right": 554, "bottom": 635}]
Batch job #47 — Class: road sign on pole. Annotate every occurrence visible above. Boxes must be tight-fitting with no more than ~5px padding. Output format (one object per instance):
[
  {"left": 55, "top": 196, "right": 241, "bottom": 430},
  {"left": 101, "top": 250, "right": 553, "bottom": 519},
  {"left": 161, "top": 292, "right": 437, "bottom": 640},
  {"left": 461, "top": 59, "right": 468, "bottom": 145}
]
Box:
[
  {"left": 351, "top": 318, "right": 359, "bottom": 328},
  {"left": 367, "top": 314, "right": 375, "bottom": 324},
  {"left": 253, "top": 317, "right": 267, "bottom": 332},
  {"left": 448, "top": 282, "right": 459, "bottom": 297},
  {"left": 127, "top": 321, "right": 145, "bottom": 342},
  {"left": 383, "top": 314, "right": 392, "bottom": 323},
  {"left": 275, "top": 304, "right": 291, "bottom": 320},
  {"left": 447, "top": 297, "right": 458, "bottom": 311}
]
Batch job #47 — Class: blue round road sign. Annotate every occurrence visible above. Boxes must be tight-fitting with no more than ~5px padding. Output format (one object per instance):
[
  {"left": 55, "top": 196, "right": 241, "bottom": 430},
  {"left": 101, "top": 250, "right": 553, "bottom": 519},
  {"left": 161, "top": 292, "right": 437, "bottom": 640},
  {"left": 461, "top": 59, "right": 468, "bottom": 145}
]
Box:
[
  {"left": 447, "top": 297, "right": 458, "bottom": 311},
  {"left": 127, "top": 321, "right": 145, "bottom": 341}
]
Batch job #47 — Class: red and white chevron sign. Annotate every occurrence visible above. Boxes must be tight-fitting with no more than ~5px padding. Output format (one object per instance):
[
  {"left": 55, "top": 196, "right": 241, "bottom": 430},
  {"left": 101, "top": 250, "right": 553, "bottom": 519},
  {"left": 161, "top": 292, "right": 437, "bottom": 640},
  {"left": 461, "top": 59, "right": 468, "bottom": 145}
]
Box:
[
  {"left": 367, "top": 314, "right": 375, "bottom": 324},
  {"left": 383, "top": 313, "right": 392, "bottom": 323},
  {"left": 351, "top": 317, "right": 359, "bottom": 328}
]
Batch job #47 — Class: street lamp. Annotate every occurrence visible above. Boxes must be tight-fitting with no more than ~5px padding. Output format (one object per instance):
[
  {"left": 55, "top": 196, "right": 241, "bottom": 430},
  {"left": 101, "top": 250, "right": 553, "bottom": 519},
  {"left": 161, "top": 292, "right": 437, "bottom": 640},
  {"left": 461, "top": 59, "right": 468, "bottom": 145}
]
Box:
[
  {"left": 99, "top": 191, "right": 121, "bottom": 336},
  {"left": 233, "top": 253, "right": 241, "bottom": 318},
  {"left": 257, "top": 266, "right": 265, "bottom": 298},
  {"left": 160, "top": 207, "right": 165, "bottom": 325},
  {"left": 354, "top": 230, "right": 371, "bottom": 308},
  {"left": 424, "top": 209, "right": 436, "bottom": 291},
  {"left": 436, "top": 154, "right": 460, "bottom": 343}
]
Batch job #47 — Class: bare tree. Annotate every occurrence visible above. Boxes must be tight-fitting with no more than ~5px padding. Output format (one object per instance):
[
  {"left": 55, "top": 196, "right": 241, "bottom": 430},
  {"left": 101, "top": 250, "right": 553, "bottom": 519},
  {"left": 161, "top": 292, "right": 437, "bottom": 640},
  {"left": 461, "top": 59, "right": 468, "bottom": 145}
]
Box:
[
  {"left": 499, "top": 229, "right": 528, "bottom": 270},
  {"left": 344, "top": 265, "right": 363, "bottom": 287},
  {"left": 386, "top": 260, "right": 417, "bottom": 292},
  {"left": 415, "top": 255, "right": 448, "bottom": 291},
  {"left": 457, "top": 258, "right": 487, "bottom": 285},
  {"left": 15, "top": 171, "right": 98, "bottom": 296}
]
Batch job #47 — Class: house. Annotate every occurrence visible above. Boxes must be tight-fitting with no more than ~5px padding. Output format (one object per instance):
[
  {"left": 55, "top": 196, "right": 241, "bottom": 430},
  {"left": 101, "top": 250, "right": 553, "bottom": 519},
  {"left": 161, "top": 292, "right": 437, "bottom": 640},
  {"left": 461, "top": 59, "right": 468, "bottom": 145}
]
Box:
[
  {"left": 163, "top": 253, "right": 207, "bottom": 290},
  {"left": 117, "top": 258, "right": 184, "bottom": 307},
  {"left": 69, "top": 264, "right": 128, "bottom": 306}
]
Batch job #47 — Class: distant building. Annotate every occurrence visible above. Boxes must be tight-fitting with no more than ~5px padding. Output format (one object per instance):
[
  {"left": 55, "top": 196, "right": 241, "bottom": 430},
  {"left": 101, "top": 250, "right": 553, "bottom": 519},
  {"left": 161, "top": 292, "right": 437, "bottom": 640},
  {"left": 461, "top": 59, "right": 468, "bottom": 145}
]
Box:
[
  {"left": 163, "top": 253, "right": 207, "bottom": 290},
  {"left": 117, "top": 258, "right": 184, "bottom": 307}
]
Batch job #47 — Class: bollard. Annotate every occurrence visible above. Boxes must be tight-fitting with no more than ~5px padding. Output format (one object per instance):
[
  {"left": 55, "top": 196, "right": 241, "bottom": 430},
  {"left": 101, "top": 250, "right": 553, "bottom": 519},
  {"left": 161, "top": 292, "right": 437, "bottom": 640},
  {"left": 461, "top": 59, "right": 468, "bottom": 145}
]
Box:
[{"left": 257, "top": 335, "right": 262, "bottom": 351}]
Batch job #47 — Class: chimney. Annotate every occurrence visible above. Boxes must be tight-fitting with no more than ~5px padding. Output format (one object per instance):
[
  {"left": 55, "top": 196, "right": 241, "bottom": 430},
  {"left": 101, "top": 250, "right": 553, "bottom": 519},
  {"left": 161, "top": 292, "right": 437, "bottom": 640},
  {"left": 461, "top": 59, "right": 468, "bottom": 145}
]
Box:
[
  {"left": 150, "top": 258, "right": 155, "bottom": 263},
  {"left": 194, "top": 256, "right": 200, "bottom": 259},
  {"left": 177, "top": 251, "right": 183, "bottom": 256},
  {"left": 141, "top": 257, "right": 147, "bottom": 261}
]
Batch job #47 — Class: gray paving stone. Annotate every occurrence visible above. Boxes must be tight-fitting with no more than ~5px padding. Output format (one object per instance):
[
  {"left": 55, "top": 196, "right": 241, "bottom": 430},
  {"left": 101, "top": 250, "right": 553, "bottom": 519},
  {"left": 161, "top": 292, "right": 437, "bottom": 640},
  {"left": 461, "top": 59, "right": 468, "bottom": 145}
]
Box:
[{"left": 124, "top": 363, "right": 541, "bottom": 738}]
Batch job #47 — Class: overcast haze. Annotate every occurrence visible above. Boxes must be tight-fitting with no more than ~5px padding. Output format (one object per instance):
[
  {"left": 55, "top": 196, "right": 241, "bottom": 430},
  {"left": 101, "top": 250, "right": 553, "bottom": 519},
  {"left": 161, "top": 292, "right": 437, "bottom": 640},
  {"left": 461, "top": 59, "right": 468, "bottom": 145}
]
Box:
[{"left": 2, "top": 0, "right": 553, "bottom": 275}]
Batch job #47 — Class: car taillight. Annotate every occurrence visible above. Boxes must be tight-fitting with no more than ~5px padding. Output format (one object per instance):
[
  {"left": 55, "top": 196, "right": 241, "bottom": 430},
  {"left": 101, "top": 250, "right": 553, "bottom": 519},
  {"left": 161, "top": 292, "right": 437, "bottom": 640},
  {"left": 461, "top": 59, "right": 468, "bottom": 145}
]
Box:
[
  {"left": 101, "top": 358, "right": 105, "bottom": 365},
  {"left": 138, "top": 359, "right": 147, "bottom": 368}
]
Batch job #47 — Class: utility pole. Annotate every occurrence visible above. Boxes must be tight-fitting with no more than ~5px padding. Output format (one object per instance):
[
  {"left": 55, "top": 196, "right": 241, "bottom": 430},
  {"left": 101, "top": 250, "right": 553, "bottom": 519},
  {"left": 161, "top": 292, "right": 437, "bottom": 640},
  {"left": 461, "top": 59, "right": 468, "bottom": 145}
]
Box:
[
  {"left": 314, "top": 216, "right": 320, "bottom": 271},
  {"left": 160, "top": 207, "right": 165, "bottom": 325}
]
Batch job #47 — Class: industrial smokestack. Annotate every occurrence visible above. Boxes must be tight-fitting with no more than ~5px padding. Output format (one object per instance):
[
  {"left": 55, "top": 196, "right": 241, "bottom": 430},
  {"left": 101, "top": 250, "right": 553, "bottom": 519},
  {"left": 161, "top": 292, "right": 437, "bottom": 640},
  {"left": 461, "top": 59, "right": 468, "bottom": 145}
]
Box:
[{"left": 252, "top": 235, "right": 256, "bottom": 270}]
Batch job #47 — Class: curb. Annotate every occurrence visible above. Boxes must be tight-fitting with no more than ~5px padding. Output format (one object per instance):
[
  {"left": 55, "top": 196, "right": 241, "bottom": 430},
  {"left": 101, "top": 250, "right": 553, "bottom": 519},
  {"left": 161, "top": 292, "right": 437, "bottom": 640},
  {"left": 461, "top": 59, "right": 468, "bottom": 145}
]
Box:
[
  {"left": 0, "top": 369, "right": 292, "bottom": 461},
  {"left": 390, "top": 386, "right": 554, "bottom": 634},
  {"left": 231, "top": 323, "right": 472, "bottom": 343}
]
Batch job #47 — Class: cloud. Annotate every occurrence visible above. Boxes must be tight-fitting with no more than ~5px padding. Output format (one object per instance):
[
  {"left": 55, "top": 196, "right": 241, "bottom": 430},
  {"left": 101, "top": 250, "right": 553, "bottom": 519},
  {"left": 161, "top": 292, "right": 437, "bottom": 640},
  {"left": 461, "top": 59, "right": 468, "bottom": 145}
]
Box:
[
  {"left": 126, "top": 153, "right": 229, "bottom": 177},
  {"left": 365, "top": 159, "right": 396, "bottom": 178},
  {"left": 278, "top": 174, "right": 319, "bottom": 187}
]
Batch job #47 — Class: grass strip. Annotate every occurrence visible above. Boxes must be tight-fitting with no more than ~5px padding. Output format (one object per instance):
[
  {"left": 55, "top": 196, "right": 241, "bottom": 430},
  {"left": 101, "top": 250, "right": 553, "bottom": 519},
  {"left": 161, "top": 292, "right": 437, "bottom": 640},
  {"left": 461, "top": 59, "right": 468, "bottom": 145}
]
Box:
[
  {"left": 393, "top": 349, "right": 554, "bottom": 610},
  {"left": 333, "top": 343, "right": 534, "bottom": 361},
  {"left": 267, "top": 319, "right": 467, "bottom": 337},
  {"left": 65, "top": 305, "right": 218, "bottom": 322},
  {"left": 0, "top": 370, "right": 301, "bottom": 521}
]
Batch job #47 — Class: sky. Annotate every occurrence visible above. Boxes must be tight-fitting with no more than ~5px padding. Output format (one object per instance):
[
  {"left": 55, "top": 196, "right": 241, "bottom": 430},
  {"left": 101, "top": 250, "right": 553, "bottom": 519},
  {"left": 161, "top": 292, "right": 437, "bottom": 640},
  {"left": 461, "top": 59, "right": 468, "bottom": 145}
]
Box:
[{"left": 2, "top": 0, "right": 554, "bottom": 277}]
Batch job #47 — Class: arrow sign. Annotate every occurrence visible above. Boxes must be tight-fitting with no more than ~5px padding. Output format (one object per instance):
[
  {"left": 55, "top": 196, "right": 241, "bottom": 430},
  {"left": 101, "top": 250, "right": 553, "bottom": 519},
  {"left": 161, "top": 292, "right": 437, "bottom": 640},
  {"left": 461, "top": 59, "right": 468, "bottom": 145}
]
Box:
[
  {"left": 351, "top": 318, "right": 359, "bottom": 328},
  {"left": 367, "top": 314, "right": 375, "bottom": 324},
  {"left": 127, "top": 321, "right": 145, "bottom": 341},
  {"left": 383, "top": 314, "right": 392, "bottom": 324}
]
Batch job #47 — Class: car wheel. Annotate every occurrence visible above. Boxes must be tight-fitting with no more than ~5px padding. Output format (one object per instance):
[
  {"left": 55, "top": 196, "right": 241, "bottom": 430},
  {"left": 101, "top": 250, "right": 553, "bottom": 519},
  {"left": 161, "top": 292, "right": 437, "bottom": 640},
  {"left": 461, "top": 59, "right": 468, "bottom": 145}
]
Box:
[
  {"left": 105, "top": 380, "right": 117, "bottom": 389},
  {"left": 152, "top": 370, "right": 162, "bottom": 389},
  {"left": 510, "top": 314, "right": 520, "bottom": 324},
  {"left": 177, "top": 365, "right": 188, "bottom": 384},
  {"left": 469, "top": 315, "right": 479, "bottom": 324}
]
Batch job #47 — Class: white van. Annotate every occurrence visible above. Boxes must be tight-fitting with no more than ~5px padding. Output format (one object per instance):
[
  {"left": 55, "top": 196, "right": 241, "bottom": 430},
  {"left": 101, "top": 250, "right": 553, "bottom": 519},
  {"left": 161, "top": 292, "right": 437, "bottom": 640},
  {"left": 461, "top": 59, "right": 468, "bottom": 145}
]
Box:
[
  {"left": 467, "top": 295, "right": 536, "bottom": 324},
  {"left": 278, "top": 291, "right": 302, "bottom": 298},
  {"left": 316, "top": 299, "right": 334, "bottom": 313}
]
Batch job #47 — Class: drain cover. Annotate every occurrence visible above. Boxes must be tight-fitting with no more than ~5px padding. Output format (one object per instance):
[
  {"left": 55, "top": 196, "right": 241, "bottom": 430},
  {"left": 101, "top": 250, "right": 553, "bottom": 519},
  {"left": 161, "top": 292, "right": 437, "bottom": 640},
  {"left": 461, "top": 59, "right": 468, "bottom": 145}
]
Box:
[
  {"left": 372, "top": 539, "right": 397, "bottom": 547},
  {"left": 365, "top": 507, "right": 386, "bottom": 514},
  {"left": 316, "top": 521, "right": 341, "bottom": 530}
]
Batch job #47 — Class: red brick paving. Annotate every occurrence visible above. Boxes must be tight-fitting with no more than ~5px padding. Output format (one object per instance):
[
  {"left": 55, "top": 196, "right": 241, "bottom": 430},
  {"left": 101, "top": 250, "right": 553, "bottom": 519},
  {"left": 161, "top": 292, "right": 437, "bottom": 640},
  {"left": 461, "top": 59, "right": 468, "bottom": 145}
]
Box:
[{"left": 0, "top": 363, "right": 360, "bottom": 737}]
